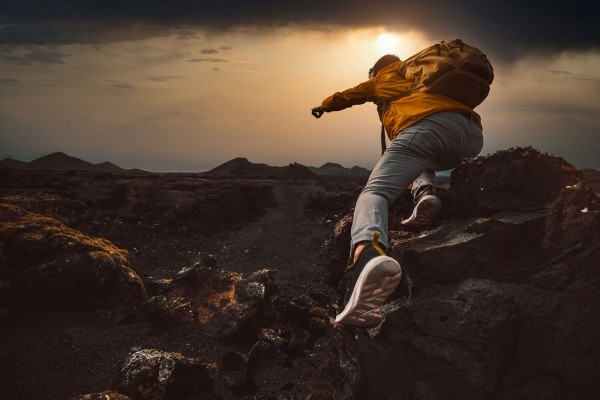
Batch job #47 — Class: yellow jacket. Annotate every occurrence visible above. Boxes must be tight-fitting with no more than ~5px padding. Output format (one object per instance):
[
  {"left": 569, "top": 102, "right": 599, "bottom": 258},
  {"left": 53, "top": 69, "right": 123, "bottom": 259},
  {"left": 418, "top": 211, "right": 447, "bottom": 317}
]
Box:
[{"left": 320, "top": 61, "right": 482, "bottom": 140}]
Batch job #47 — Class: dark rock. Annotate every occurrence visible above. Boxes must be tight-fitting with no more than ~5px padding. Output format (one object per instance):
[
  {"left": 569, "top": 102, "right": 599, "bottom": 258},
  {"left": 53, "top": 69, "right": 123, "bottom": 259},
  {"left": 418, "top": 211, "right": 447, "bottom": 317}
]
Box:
[
  {"left": 257, "top": 326, "right": 288, "bottom": 347},
  {"left": 543, "top": 181, "right": 600, "bottom": 260},
  {"left": 145, "top": 278, "right": 173, "bottom": 296},
  {"left": 337, "top": 280, "right": 519, "bottom": 399},
  {"left": 283, "top": 295, "right": 331, "bottom": 337},
  {"left": 220, "top": 351, "right": 249, "bottom": 390},
  {"left": 206, "top": 269, "right": 279, "bottom": 340},
  {"left": 0, "top": 203, "right": 146, "bottom": 308},
  {"left": 247, "top": 341, "right": 294, "bottom": 395},
  {"left": 394, "top": 280, "right": 516, "bottom": 393},
  {"left": 70, "top": 391, "right": 132, "bottom": 400},
  {"left": 302, "top": 336, "right": 347, "bottom": 400},
  {"left": 395, "top": 210, "right": 548, "bottom": 285},
  {"left": 582, "top": 168, "right": 600, "bottom": 195},
  {"left": 0, "top": 191, "right": 92, "bottom": 227},
  {"left": 330, "top": 148, "right": 600, "bottom": 400},
  {"left": 248, "top": 340, "right": 289, "bottom": 368},
  {"left": 146, "top": 259, "right": 280, "bottom": 339},
  {"left": 306, "top": 190, "right": 359, "bottom": 213},
  {"left": 114, "top": 348, "right": 216, "bottom": 400},
  {"left": 449, "top": 146, "right": 584, "bottom": 216},
  {"left": 145, "top": 260, "right": 238, "bottom": 327},
  {"left": 286, "top": 328, "right": 312, "bottom": 355},
  {"left": 127, "top": 179, "right": 277, "bottom": 236},
  {"left": 323, "top": 214, "right": 353, "bottom": 287}
]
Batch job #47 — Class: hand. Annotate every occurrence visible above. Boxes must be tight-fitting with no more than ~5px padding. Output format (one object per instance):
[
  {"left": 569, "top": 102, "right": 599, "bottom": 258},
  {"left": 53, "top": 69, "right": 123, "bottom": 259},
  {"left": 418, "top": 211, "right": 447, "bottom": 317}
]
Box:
[{"left": 311, "top": 106, "right": 325, "bottom": 119}]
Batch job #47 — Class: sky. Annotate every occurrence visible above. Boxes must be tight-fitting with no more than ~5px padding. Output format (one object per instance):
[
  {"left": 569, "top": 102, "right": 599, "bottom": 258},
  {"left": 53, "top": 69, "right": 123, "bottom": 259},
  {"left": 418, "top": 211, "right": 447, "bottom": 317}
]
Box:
[{"left": 1, "top": 0, "right": 599, "bottom": 171}]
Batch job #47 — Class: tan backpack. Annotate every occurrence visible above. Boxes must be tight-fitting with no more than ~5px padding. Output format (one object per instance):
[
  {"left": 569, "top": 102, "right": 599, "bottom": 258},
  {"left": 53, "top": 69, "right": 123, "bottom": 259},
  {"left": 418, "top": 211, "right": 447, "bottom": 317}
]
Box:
[
  {"left": 399, "top": 39, "right": 494, "bottom": 109},
  {"left": 378, "top": 40, "right": 493, "bottom": 154}
]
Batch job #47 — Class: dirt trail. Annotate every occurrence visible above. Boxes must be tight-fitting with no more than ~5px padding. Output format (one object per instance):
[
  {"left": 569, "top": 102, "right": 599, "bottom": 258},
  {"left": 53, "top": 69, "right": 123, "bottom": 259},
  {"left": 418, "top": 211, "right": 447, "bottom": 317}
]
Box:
[
  {"left": 214, "top": 181, "right": 333, "bottom": 299},
  {"left": 0, "top": 178, "right": 343, "bottom": 400}
]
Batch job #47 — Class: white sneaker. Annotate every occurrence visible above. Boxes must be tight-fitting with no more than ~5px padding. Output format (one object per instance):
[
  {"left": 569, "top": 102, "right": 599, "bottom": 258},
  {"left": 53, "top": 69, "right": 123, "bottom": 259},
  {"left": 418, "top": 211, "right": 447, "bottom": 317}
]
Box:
[
  {"left": 401, "top": 194, "right": 442, "bottom": 231},
  {"left": 335, "top": 233, "right": 402, "bottom": 328}
]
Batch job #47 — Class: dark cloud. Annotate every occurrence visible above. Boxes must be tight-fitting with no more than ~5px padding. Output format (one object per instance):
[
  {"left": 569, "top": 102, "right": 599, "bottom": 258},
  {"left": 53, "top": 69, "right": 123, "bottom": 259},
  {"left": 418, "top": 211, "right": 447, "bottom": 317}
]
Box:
[
  {"left": 145, "top": 75, "right": 183, "bottom": 81},
  {"left": 0, "top": 1, "right": 598, "bottom": 61},
  {"left": 106, "top": 79, "right": 136, "bottom": 89},
  {"left": 168, "top": 52, "right": 192, "bottom": 60},
  {"left": 0, "top": 77, "right": 20, "bottom": 84},
  {"left": 139, "top": 110, "right": 182, "bottom": 122},
  {"left": 220, "top": 46, "right": 232, "bottom": 51},
  {"left": 2, "top": 49, "right": 70, "bottom": 65},
  {"left": 200, "top": 48, "right": 219, "bottom": 54},
  {"left": 548, "top": 70, "right": 571, "bottom": 76},
  {"left": 187, "top": 57, "right": 229, "bottom": 63},
  {"left": 548, "top": 70, "right": 600, "bottom": 84},
  {"left": 2, "top": 55, "right": 30, "bottom": 65},
  {"left": 174, "top": 30, "right": 199, "bottom": 40}
]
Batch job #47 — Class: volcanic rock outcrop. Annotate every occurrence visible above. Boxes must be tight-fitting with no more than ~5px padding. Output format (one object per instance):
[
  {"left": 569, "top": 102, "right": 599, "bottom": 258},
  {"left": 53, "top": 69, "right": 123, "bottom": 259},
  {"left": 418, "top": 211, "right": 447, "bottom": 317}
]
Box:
[
  {"left": 113, "top": 349, "right": 216, "bottom": 400},
  {"left": 146, "top": 255, "right": 280, "bottom": 340},
  {"left": 328, "top": 147, "right": 600, "bottom": 400},
  {"left": 3, "top": 146, "right": 599, "bottom": 400},
  {"left": 0, "top": 203, "right": 146, "bottom": 308},
  {"left": 69, "top": 254, "right": 339, "bottom": 399}
]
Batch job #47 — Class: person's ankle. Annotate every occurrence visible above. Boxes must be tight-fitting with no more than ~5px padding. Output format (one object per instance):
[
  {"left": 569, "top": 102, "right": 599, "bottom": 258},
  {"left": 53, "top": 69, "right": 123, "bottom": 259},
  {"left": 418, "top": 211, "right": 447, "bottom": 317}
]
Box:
[
  {"left": 415, "top": 185, "right": 435, "bottom": 202},
  {"left": 353, "top": 243, "right": 367, "bottom": 262}
]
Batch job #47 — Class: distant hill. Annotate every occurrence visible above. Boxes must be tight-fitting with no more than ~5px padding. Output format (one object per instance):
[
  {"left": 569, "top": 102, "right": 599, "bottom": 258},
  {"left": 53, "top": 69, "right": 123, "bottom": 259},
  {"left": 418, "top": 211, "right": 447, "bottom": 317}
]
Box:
[
  {"left": 208, "top": 157, "right": 272, "bottom": 176},
  {"left": 93, "top": 161, "right": 125, "bottom": 173},
  {"left": 207, "top": 157, "right": 317, "bottom": 179},
  {"left": 24, "top": 152, "right": 99, "bottom": 171},
  {"left": 309, "top": 162, "right": 371, "bottom": 179},
  {"left": 0, "top": 152, "right": 130, "bottom": 173},
  {"left": 0, "top": 158, "right": 27, "bottom": 169}
]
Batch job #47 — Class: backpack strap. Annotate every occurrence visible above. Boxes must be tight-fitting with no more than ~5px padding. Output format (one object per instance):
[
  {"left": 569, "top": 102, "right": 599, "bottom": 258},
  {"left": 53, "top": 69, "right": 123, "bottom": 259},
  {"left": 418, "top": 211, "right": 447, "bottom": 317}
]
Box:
[
  {"left": 380, "top": 124, "right": 386, "bottom": 155},
  {"left": 379, "top": 101, "right": 389, "bottom": 155}
]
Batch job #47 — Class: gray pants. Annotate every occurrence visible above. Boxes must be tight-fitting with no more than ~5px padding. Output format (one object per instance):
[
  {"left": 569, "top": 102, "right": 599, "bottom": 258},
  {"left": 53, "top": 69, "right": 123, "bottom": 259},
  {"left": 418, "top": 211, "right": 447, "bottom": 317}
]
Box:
[{"left": 351, "top": 111, "right": 484, "bottom": 251}]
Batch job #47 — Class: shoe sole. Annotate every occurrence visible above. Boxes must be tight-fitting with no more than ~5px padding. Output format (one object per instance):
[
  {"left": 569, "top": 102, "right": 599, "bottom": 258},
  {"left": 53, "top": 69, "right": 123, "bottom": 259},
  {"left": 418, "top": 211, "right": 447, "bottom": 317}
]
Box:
[
  {"left": 335, "top": 256, "right": 402, "bottom": 328},
  {"left": 402, "top": 195, "right": 442, "bottom": 230}
]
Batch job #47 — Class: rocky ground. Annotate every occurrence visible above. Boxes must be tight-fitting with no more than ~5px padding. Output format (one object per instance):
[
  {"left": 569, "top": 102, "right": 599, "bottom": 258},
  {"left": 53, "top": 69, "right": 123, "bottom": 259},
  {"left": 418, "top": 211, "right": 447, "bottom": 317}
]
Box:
[
  {"left": 1, "top": 147, "right": 599, "bottom": 400},
  {"left": 0, "top": 169, "right": 362, "bottom": 400},
  {"left": 328, "top": 149, "right": 600, "bottom": 400}
]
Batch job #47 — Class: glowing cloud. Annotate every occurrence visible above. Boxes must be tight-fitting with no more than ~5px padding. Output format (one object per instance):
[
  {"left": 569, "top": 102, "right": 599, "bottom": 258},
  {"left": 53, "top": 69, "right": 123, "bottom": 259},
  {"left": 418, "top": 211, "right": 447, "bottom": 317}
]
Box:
[{"left": 375, "top": 32, "right": 400, "bottom": 54}]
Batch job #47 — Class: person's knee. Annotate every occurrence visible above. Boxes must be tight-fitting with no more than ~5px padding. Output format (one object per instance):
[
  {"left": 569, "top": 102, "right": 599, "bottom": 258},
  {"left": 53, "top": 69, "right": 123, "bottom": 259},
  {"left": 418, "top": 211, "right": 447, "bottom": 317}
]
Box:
[{"left": 359, "top": 188, "right": 391, "bottom": 203}]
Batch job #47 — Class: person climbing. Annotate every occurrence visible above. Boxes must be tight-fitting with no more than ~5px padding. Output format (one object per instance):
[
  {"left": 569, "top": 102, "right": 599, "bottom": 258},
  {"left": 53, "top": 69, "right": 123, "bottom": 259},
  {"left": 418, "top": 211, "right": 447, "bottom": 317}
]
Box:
[{"left": 311, "top": 40, "right": 492, "bottom": 327}]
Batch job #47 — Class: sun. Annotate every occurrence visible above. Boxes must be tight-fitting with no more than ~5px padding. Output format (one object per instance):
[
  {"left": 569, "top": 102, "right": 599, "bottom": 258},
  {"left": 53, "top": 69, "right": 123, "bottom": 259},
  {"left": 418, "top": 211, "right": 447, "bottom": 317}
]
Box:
[{"left": 375, "top": 32, "right": 400, "bottom": 54}]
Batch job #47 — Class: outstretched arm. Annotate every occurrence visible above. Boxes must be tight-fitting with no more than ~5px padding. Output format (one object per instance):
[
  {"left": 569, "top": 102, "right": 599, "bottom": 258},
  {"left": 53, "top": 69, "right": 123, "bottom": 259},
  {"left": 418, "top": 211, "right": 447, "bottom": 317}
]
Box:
[
  {"left": 311, "top": 71, "right": 414, "bottom": 119},
  {"left": 310, "top": 79, "right": 376, "bottom": 119}
]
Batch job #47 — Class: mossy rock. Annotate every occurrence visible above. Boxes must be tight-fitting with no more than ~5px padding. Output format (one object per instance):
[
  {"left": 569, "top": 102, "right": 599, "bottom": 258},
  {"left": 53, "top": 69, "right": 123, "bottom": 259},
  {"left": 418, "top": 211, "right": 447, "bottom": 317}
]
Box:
[{"left": 0, "top": 203, "right": 146, "bottom": 308}]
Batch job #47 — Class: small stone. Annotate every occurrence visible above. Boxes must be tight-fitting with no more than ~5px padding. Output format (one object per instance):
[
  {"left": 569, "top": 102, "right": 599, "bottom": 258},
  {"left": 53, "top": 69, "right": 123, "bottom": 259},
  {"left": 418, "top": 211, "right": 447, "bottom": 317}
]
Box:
[
  {"left": 220, "top": 351, "right": 249, "bottom": 389},
  {"left": 114, "top": 349, "right": 215, "bottom": 399}
]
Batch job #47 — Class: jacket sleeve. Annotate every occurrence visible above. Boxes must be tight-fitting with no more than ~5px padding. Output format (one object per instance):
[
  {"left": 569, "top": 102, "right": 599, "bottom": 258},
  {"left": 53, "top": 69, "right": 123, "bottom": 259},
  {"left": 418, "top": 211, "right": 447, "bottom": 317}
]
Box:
[
  {"left": 320, "top": 79, "right": 376, "bottom": 112},
  {"left": 320, "top": 72, "right": 414, "bottom": 112}
]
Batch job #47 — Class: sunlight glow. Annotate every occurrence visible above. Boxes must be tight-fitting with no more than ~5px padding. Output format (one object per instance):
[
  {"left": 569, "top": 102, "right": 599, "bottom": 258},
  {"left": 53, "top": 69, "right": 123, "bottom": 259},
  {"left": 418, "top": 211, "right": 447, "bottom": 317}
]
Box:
[{"left": 375, "top": 32, "right": 401, "bottom": 54}]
